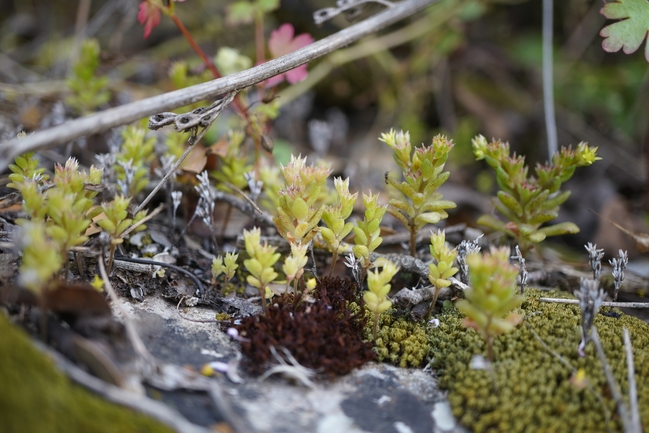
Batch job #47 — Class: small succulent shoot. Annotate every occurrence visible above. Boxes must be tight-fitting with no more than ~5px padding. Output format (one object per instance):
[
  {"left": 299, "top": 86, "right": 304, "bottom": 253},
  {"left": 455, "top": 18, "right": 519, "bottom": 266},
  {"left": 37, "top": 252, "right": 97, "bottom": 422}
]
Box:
[
  {"left": 282, "top": 242, "right": 309, "bottom": 294},
  {"left": 212, "top": 252, "right": 239, "bottom": 285},
  {"left": 456, "top": 235, "right": 482, "bottom": 285},
  {"left": 472, "top": 135, "right": 600, "bottom": 254},
  {"left": 510, "top": 245, "right": 528, "bottom": 294},
  {"left": 115, "top": 126, "right": 155, "bottom": 197},
  {"left": 274, "top": 155, "right": 331, "bottom": 246},
  {"left": 380, "top": 130, "right": 456, "bottom": 257},
  {"left": 427, "top": 230, "right": 459, "bottom": 317},
  {"left": 243, "top": 227, "right": 280, "bottom": 312},
  {"left": 66, "top": 39, "right": 110, "bottom": 114},
  {"left": 609, "top": 249, "right": 628, "bottom": 301},
  {"left": 7, "top": 152, "right": 49, "bottom": 189},
  {"left": 97, "top": 195, "right": 134, "bottom": 272},
  {"left": 17, "top": 221, "right": 63, "bottom": 295},
  {"left": 364, "top": 259, "right": 399, "bottom": 341},
  {"left": 456, "top": 247, "right": 524, "bottom": 361},
  {"left": 585, "top": 242, "right": 605, "bottom": 280},
  {"left": 321, "top": 177, "right": 358, "bottom": 275},
  {"left": 259, "top": 165, "right": 283, "bottom": 213},
  {"left": 574, "top": 277, "right": 606, "bottom": 357},
  {"left": 211, "top": 131, "right": 253, "bottom": 194},
  {"left": 352, "top": 192, "right": 387, "bottom": 284}
]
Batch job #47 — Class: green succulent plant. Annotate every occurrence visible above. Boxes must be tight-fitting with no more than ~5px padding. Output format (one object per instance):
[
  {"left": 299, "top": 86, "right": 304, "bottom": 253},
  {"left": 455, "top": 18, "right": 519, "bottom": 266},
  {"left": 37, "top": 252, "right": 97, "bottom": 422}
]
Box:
[
  {"left": 243, "top": 227, "right": 280, "bottom": 311},
  {"left": 364, "top": 258, "right": 399, "bottom": 341},
  {"left": 66, "top": 39, "right": 110, "bottom": 114},
  {"left": 381, "top": 129, "right": 457, "bottom": 257},
  {"left": 472, "top": 135, "right": 600, "bottom": 254},
  {"left": 352, "top": 192, "right": 387, "bottom": 283},
  {"left": 456, "top": 246, "right": 524, "bottom": 361},
  {"left": 321, "top": 177, "right": 358, "bottom": 275},
  {"left": 427, "top": 230, "right": 459, "bottom": 317},
  {"left": 212, "top": 251, "right": 240, "bottom": 285}
]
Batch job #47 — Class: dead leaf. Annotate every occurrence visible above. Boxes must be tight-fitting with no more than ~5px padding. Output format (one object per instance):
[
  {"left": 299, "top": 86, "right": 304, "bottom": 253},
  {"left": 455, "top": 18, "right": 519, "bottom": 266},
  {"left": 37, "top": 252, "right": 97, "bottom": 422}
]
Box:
[
  {"left": 181, "top": 145, "right": 207, "bottom": 173},
  {"left": 207, "top": 136, "right": 229, "bottom": 158}
]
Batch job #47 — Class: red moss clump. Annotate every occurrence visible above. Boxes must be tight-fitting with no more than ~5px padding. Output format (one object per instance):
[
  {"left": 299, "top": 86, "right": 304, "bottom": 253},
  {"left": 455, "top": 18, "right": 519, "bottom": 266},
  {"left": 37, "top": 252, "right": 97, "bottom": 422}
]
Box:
[{"left": 236, "top": 276, "right": 375, "bottom": 376}]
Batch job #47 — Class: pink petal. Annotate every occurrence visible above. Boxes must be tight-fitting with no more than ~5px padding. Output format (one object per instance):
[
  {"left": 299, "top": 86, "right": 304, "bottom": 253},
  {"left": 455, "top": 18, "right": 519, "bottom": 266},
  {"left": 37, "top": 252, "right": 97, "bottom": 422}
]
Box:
[
  {"left": 285, "top": 65, "right": 308, "bottom": 84},
  {"left": 269, "top": 24, "right": 296, "bottom": 58},
  {"left": 138, "top": 2, "right": 161, "bottom": 39},
  {"left": 286, "top": 33, "right": 314, "bottom": 53}
]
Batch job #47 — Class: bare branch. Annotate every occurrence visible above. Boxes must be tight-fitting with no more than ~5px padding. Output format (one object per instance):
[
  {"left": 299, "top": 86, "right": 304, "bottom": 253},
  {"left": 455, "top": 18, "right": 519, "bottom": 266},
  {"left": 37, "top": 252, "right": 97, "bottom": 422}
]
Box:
[
  {"left": 539, "top": 298, "right": 649, "bottom": 308},
  {"left": 0, "top": 0, "right": 439, "bottom": 172}
]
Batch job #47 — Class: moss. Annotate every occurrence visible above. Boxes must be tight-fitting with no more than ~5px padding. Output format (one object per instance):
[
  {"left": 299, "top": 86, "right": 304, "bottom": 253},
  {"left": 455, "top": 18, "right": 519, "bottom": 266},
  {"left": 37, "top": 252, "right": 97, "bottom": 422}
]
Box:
[
  {"left": 427, "top": 288, "right": 649, "bottom": 433},
  {"left": 215, "top": 312, "right": 231, "bottom": 321},
  {"left": 370, "top": 311, "right": 431, "bottom": 368},
  {"left": 0, "top": 314, "right": 172, "bottom": 433}
]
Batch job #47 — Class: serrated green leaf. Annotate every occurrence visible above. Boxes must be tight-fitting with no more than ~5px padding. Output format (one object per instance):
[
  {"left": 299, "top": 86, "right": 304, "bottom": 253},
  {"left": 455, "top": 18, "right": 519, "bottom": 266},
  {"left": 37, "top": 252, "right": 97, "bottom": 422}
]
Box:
[{"left": 600, "top": 0, "right": 649, "bottom": 62}]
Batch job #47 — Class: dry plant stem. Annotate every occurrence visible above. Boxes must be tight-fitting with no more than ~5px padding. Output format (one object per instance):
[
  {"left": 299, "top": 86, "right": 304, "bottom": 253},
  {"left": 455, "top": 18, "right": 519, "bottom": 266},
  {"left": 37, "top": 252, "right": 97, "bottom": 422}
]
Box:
[
  {"left": 591, "top": 327, "right": 633, "bottom": 433},
  {"left": 539, "top": 298, "right": 649, "bottom": 308},
  {"left": 118, "top": 203, "right": 165, "bottom": 239},
  {"left": 542, "top": 0, "right": 557, "bottom": 157},
  {"left": 32, "top": 340, "right": 211, "bottom": 433},
  {"left": 114, "top": 255, "right": 205, "bottom": 295},
  {"left": 624, "top": 328, "right": 642, "bottom": 433},
  {"left": 98, "top": 255, "right": 156, "bottom": 375},
  {"left": 0, "top": 0, "right": 438, "bottom": 171},
  {"left": 134, "top": 124, "right": 210, "bottom": 215}
]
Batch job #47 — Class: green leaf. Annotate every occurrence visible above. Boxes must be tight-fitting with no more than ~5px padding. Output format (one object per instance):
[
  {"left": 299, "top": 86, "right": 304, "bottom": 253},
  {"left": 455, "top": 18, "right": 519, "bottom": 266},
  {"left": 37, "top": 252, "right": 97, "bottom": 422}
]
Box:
[
  {"left": 536, "top": 221, "right": 580, "bottom": 237},
  {"left": 497, "top": 191, "right": 523, "bottom": 217},
  {"left": 227, "top": 1, "right": 255, "bottom": 25},
  {"left": 256, "top": 0, "right": 280, "bottom": 13},
  {"left": 600, "top": 0, "right": 649, "bottom": 62}
]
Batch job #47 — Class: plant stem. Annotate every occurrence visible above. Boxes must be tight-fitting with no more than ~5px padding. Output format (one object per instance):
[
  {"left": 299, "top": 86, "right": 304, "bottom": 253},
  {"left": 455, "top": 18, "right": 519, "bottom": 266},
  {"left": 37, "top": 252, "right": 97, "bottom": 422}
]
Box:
[
  {"left": 373, "top": 313, "right": 379, "bottom": 341},
  {"left": 169, "top": 13, "right": 251, "bottom": 121},
  {"left": 328, "top": 250, "right": 339, "bottom": 277},
  {"left": 409, "top": 225, "right": 417, "bottom": 257}
]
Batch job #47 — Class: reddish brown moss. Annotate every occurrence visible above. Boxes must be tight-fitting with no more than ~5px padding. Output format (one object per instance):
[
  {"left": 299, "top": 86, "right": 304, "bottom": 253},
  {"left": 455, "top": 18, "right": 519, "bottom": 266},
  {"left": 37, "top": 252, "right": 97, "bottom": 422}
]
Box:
[{"left": 237, "top": 276, "right": 375, "bottom": 376}]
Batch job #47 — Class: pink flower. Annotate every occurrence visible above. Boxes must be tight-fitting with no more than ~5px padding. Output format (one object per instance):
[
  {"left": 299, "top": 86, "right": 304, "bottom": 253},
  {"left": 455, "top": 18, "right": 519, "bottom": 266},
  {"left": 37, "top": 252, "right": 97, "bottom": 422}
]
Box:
[
  {"left": 266, "top": 24, "right": 314, "bottom": 87},
  {"left": 138, "top": 1, "right": 161, "bottom": 38},
  {"left": 137, "top": 0, "right": 186, "bottom": 39}
]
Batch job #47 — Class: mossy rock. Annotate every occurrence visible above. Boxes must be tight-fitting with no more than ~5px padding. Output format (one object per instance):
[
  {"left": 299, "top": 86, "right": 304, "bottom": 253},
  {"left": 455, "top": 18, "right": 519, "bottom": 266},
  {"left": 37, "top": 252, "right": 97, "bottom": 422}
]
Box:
[
  {"left": 0, "top": 313, "right": 172, "bottom": 433},
  {"left": 426, "top": 288, "right": 649, "bottom": 433}
]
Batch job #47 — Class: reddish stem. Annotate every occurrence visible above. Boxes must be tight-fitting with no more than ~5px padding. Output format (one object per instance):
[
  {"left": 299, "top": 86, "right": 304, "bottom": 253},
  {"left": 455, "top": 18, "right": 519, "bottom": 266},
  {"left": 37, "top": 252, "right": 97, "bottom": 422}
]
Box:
[{"left": 169, "top": 13, "right": 252, "bottom": 124}]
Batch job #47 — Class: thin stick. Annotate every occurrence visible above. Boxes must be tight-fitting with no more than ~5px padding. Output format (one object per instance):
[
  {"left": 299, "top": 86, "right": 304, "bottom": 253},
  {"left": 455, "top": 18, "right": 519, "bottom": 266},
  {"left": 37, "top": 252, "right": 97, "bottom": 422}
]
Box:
[
  {"left": 118, "top": 203, "right": 165, "bottom": 239},
  {"left": 591, "top": 327, "right": 632, "bottom": 433},
  {"left": 0, "top": 0, "right": 438, "bottom": 172},
  {"left": 539, "top": 298, "right": 649, "bottom": 308},
  {"left": 134, "top": 125, "right": 211, "bottom": 215},
  {"left": 623, "top": 328, "right": 642, "bottom": 433},
  {"left": 98, "top": 254, "right": 157, "bottom": 376},
  {"left": 542, "top": 0, "right": 557, "bottom": 157}
]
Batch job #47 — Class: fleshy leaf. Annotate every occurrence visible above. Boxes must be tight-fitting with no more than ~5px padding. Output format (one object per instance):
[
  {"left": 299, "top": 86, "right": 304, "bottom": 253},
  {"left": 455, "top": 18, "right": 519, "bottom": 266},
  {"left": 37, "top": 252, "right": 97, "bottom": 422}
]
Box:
[{"left": 600, "top": 0, "right": 649, "bottom": 62}]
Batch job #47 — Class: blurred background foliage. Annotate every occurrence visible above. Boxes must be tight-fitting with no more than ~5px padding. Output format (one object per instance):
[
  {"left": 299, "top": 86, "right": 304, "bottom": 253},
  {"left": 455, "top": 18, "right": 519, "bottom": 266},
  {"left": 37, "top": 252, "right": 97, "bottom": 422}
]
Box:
[{"left": 0, "top": 0, "right": 648, "bottom": 254}]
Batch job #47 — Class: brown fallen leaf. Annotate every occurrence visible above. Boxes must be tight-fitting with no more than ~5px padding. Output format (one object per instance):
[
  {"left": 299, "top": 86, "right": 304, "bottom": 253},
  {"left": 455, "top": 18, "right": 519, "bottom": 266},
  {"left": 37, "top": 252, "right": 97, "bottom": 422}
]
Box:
[{"left": 590, "top": 208, "right": 649, "bottom": 253}]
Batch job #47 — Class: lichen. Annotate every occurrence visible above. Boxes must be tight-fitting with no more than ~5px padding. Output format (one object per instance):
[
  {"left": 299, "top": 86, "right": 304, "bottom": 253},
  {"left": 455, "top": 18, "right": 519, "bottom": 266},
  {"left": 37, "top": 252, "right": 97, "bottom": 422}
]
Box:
[
  {"left": 0, "top": 314, "right": 172, "bottom": 433},
  {"left": 370, "top": 311, "right": 431, "bottom": 368},
  {"left": 427, "top": 288, "right": 649, "bottom": 433}
]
